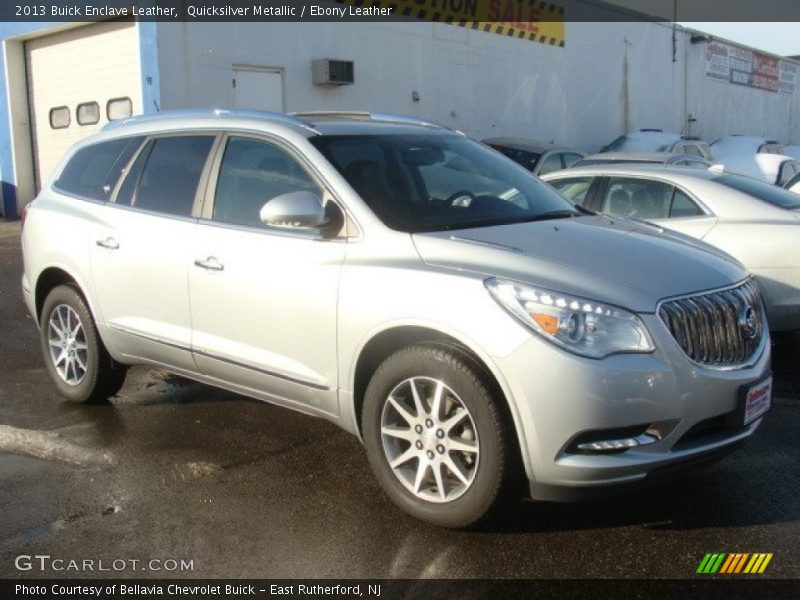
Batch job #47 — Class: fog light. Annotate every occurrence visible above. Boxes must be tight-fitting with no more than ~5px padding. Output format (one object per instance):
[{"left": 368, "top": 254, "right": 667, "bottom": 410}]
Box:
[{"left": 576, "top": 432, "right": 660, "bottom": 453}]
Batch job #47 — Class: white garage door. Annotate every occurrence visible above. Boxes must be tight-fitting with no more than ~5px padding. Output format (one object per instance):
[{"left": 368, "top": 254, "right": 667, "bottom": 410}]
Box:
[{"left": 25, "top": 21, "right": 143, "bottom": 190}]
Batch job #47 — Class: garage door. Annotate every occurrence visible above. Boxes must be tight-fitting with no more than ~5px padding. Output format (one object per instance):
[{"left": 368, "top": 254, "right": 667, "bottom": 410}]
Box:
[{"left": 25, "top": 21, "right": 143, "bottom": 190}]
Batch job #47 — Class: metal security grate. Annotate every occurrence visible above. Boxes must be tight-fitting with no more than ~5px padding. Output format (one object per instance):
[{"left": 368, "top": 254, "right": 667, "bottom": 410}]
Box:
[{"left": 659, "top": 279, "right": 765, "bottom": 367}]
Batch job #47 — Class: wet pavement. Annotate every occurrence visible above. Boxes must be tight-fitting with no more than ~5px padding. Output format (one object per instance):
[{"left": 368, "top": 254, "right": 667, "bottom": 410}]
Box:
[{"left": 0, "top": 220, "right": 798, "bottom": 579}]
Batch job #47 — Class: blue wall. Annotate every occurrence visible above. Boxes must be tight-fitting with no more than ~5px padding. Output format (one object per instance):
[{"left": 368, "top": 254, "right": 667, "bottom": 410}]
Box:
[
  {"left": 0, "top": 22, "right": 57, "bottom": 218},
  {"left": 0, "top": 21, "right": 160, "bottom": 218}
]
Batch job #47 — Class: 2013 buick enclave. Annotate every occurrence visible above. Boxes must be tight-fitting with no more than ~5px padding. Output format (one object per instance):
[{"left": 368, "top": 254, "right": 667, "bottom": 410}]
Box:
[{"left": 21, "top": 110, "right": 771, "bottom": 527}]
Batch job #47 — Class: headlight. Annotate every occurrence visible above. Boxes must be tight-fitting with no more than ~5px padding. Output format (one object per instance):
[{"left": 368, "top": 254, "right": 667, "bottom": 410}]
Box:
[{"left": 485, "top": 278, "right": 654, "bottom": 358}]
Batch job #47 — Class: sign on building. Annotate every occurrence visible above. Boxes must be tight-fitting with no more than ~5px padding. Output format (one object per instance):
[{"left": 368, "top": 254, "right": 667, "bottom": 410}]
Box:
[
  {"left": 704, "top": 40, "right": 796, "bottom": 95},
  {"left": 333, "top": 0, "right": 566, "bottom": 47}
]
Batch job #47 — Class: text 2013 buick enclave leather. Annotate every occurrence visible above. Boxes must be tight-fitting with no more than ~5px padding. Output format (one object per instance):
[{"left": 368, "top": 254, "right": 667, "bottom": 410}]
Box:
[{"left": 21, "top": 110, "right": 772, "bottom": 527}]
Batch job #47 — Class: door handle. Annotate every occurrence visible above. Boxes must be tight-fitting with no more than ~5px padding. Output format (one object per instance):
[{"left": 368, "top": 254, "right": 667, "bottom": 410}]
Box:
[
  {"left": 194, "top": 257, "right": 224, "bottom": 272},
  {"left": 96, "top": 237, "right": 120, "bottom": 250}
]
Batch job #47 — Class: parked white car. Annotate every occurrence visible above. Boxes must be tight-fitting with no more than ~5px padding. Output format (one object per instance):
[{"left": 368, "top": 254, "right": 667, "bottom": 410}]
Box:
[
  {"left": 601, "top": 129, "right": 714, "bottom": 160},
  {"left": 710, "top": 135, "right": 800, "bottom": 186},
  {"left": 543, "top": 164, "right": 800, "bottom": 331}
]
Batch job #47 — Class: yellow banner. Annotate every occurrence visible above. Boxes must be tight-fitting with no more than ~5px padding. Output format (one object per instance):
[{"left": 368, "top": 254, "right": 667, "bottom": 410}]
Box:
[{"left": 335, "top": 0, "right": 566, "bottom": 47}]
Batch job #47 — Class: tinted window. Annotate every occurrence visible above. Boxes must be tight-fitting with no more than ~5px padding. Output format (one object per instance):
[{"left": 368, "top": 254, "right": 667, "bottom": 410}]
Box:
[
  {"left": 549, "top": 177, "right": 593, "bottom": 205},
  {"left": 785, "top": 172, "right": 800, "bottom": 193},
  {"left": 538, "top": 153, "right": 563, "bottom": 176},
  {"left": 129, "top": 136, "right": 214, "bottom": 216},
  {"left": 573, "top": 158, "right": 660, "bottom": 167},
  {"left": 56, "top": 136, "right": 145, "bottom": 200},
  {"left": 562, "top": 153, "right": 583, "bottom": 168},
  {"left": 311, "top": 134, "right": 575, "bottom": 232},
  {"left": 601, "top": 178, "right": 674, "bottom": 219},
  {"left": 715, "top": 173, "right": 800, "bottom": 209},
  {"left": 684, "top": 144, "right": 702, "bottom": 157},
  {"left": 669, "top": 189, "right": 703, "bottom": 217},
  {"left": 778, "top": 161, "right": 799, "bottom": 186},
  {"left": 488, "top": 145, "right": 541, "bottom": 172},
  {"left": 213, "top": 137, "right": 319, "bottom": 228}
]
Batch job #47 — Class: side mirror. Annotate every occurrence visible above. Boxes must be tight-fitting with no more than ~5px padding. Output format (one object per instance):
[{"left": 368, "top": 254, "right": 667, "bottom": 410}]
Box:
[{"left": 259, "top": 191, "right": 327, "bottom": 229}]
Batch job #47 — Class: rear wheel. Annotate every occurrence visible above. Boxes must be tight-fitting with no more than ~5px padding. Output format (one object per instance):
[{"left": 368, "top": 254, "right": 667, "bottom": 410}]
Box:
[
  {"left": 362, "top": 345, "right": 511, "bottom": 528},
  {"left": 40, "top": 285, "right": 127, "bottom": 404}
]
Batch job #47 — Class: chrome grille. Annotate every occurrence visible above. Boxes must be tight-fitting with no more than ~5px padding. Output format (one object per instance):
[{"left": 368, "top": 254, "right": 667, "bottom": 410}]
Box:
[{"left": 658, "top": 279, "right": 765, "bottom": 367}]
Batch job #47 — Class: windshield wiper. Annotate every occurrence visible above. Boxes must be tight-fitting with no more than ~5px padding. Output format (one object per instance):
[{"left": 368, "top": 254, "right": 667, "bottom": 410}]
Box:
[
  {"left": 519, "top": 209, "right": 581, "bottom": 223},
  {"left": 412, "top": 209, "right": 584, "bottom": 232}
]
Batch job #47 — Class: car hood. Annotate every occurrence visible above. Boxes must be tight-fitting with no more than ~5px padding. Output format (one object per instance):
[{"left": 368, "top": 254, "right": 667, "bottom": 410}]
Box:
[{"left": 411, "top": 216, "right": 746, "bottom": 313}]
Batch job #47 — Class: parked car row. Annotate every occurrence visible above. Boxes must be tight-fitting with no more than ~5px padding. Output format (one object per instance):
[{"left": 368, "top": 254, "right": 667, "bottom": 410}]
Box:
[
  {"left": 542, "top": 165, "right": 800, "bottom": 332},
  {"left": 22, "top": 109, "right": 773, "bottom": 529},
  {"left": 490, "top": 128, "right": 800, "bottom": 188}
]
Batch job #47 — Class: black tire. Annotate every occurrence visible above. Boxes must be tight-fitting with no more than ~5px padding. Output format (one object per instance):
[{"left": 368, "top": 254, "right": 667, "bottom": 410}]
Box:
[
  {"left": 362, "top": 344, "right": 511, "bottom": 528},
  {"left": 39, "top": 285, "right": 127, "bottom": 404}
]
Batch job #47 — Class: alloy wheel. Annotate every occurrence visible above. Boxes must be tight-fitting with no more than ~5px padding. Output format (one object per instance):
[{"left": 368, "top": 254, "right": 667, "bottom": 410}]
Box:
[
  {"left": 47, "top": 304, "right": 88, "bottom": 386},
  {"left": 380, "top": 376, "right": 480, "bottom": 503}
]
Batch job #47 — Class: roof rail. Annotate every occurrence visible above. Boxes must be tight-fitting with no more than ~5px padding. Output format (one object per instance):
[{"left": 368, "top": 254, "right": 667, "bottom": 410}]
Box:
[
  {"left": 290, "top": 111, "right": 449, "bottom": 130},
  {"left": 290, "top": 111, "right": 371, "bottom": 120},
  {"left": 102, "top": 108, "right": 315, "bottom": 132}
]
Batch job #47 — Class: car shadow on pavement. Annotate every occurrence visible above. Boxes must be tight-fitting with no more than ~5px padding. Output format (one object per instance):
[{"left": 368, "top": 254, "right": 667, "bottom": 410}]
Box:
[{"left": 772, "top": 332, "right": 800, "bottom": 396}]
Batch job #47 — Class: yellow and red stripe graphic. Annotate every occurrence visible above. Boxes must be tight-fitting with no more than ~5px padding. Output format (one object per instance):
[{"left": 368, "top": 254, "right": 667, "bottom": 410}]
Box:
[
  {"left": 697, "top": 552, "right": 773, "bottom": 574},
  {"left": 333, "top": 0, "right": 566, "bottom": 47}
]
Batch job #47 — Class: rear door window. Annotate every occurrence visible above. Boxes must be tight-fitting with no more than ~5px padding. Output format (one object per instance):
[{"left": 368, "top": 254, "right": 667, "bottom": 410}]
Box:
[
  {"left": 669, "top": 189, "right": 704, "bottom": 217},
  {"left": 548, "top": 177, "right": 594, "bottom": 206},
  {"left": 56, "top": 136, "right": 145, "bottom": 200},
  {"left": 601, "top": 178, "right": 673, "bottom": 219},
  {"left": 562, "top": 153, "right": 583, "bottom": 168},
  {"left": 118, "top": 135, "right": 215, "bottom": 217},
  {"left": 537, "top": 153, "right": 564, "bottom": 176}
]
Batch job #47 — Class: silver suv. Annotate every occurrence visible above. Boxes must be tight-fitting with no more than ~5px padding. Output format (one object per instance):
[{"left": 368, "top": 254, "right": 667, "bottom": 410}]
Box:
[{"left": 21, "top": 110, "right": 772, "bottom": 528}]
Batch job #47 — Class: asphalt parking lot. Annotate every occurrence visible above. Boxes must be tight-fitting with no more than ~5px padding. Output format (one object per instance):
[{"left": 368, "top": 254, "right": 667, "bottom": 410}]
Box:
[{"left": 0, "top": 219, "right": 798, "bottom": 579}]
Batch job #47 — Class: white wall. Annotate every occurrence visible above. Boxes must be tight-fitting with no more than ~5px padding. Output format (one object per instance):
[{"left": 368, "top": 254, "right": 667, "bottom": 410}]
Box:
[
  {"left": 685, "top": 42, "right": 800, "bottom": 144},
  {"left": 155, "top": 21, "right": 796, "bottom": 153}
]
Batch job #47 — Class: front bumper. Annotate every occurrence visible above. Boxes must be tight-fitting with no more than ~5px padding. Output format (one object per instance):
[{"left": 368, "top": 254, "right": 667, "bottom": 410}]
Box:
[{"left": 493, "top": 313, "right": 771, "bottom": 500}]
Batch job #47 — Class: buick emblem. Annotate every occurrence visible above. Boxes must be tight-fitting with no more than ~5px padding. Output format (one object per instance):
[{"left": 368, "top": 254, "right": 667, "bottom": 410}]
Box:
[{"left": 738, "top": 305, "right": 758, "bottom": 340}]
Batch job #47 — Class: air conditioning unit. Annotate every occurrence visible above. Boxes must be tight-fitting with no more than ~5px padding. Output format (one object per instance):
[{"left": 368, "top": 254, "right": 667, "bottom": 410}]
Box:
[{"left": 312, "top": 59, "right": 354, "bottom": 86}]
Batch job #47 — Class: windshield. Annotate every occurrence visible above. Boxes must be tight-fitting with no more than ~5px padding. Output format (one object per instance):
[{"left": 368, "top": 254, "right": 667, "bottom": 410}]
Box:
[
  {"left": 310, "top": 133, "right": 576, "bottom": 232},
  {"left": 713, "top": 173, "right": 800, "bottom": 210},
  {"left": 487, "top": 144, "right": 542, "bottom": 171},
  {"left": 573, "top": 157, "right": 660, "bottom": 167},
  {"left": 605, "top": 134, "right": 674, "bottom": 153}
]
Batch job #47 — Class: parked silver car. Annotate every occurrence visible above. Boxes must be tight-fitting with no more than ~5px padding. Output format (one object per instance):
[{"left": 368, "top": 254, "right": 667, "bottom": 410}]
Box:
[
  {"left": 573, "top": 151, "right": 711, "bottom": 169},
  {"left": 21, "top": 110, "right": 771, "bottom": 528},
  {"left": 482, "top": 137, "right": 585, "bottom": 176},
  {"left": 543, "top": 164, "right": 800, "bottom": 331}
]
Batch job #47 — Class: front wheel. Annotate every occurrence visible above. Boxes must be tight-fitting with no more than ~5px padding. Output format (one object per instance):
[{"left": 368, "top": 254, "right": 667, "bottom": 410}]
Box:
[
  {"left": 40, "top": 285, "right": 127, "bottom": 404},
  {"left": 362, "top": 345, "right": 511, "bottom": 528}
]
